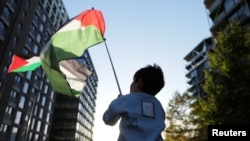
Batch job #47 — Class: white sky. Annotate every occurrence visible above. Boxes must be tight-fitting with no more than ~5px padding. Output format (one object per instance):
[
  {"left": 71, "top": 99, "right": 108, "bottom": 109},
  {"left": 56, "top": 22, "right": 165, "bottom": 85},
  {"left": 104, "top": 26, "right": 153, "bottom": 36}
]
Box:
[{"left": 62, "top": 0, "right": 211, "bottom": 140}]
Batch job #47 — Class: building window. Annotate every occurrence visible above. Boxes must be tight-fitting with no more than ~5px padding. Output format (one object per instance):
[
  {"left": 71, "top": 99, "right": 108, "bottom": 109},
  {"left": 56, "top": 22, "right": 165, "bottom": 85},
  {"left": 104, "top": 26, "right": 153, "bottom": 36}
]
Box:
[
  {"left": 42, "top": 96, "right": 46, "bottom": 106},
  {"left": 23, "top": 48, "right": 29, "bottom": 55},
  {"left": 17, "top": 23, "right": 22, "bottom": 34},
  {"left": 36, "top": 121, "right": 41, "bottom": 132},
  {"left": 8, "top": 51, "right": 13, "bottom": 61},
  {"left": 25, "top": 0, "right": 30, "bottom": 9},
  {"left": 30, "top": 23, "right": 36, "bottom": 35},
  {"left": 3, "top": 6, "right": 12, "bottom": 23},
  {"left": 33, "top": 13, "right": 39, "bottom": 25},
  {"left": 19, "top": 96, "right": 26, "bottom": 109},
  {"left": 37, "top": 3, "right": 42, "bottom": 13},
  {"left": 224, "top": 0, "right": 234, "bottom": 12},
  {"left": 14, "top": 111, "right": 22, "bottom": 124},
  {"left": 28, "top": 132, "right": 32, "bottom": 140},
  {"left": 10, "top": 127, "right": 18, "bottom": 140},
  {"left": 48, "top": 102, "right": 52, "bottom": 111},
  {"left": 30, "top": 118, "right": 35, "bottom": 130},
  {"left": 25, "top": 115, "right": 29, "bottom": 122},
  {"left": 39, "top": 81, "right": 43, "bottom": 89},
  {"left": 50, "top": 91, "right": 54, "bottom": 99},
  {"left": 3, "top": 65, "right": 9, "bottom": 77},
  {"left": 31, "top": 88, "right": 36, "bottom": 93},
  {"left": 25, "top": 101, "right": 32, "bottom": 115},
  {"left": 48, "top": 0, "right": 52, "bottom": 4},
  {"left": 0, "top": 21, "right": 7, "bottom": 37},
  {"left": 10, "top": 90, "right": 18, "bottom": 103},
  {"left": 50, "top": 15, "right": 55, "bottom": 24},
  {"left": 39, "top": 24, "right": 44, "bottom": 32},
  {"left": 12, "top": 36, "right": 18, "bottom": 48},
  {"left": 36, "top": 94, "right": 41, "bottom": 104},
  {"left": 36, "top": 33, "right": 41, "bottom": 43},
  {"left": 44, "top": 124, "right": 48, "bottom": 134},
  {"left": 23, "top": 82, "right": 29, "bottom": 93},
  {"left": 46, "top": 3, "right": 50, "bottom": 14},
  {"left": 43, "top": 85, "right": 48, "bottom": 93},
  {"left": 15, "top": 75, "right": 22, "bottom": 83},
  {"left": 61, "top": 7, "right": 65, "bottom": 15},
  {"left": 35, "top": 134, "right": 39, "bottom": 140},
  {"left": 239, "top": 5, "right": 250, "bottom": 22},
  {"left": 42, "top": 14, "right": 47, "bottom": 22},
  {"left": 34, "top": 105, "right": 38, "bottom": 116},
  {"left": 26, "top": 71, "right": 32, "bottom": 80},
  {"left": 46, "top": 113, "right": 50, "bottom": 122},
  {"left": 39, "top": 108, "right": 44, "bottom": 119},
  {"left": 52, "top": 5, "right": 57, "bottom": 14},
  {"left": 26, "top": 35, "right": 33, "bottom": 46},
  {"left": 0, "top": 82, "right": 2, "bottom": 90},
  {"left": 5, "top": 106, "right": 13, "bottom": 119},
  {"left": 44, "top": 31, "right": 50, "bottom": 42},
  {"left": 21, "top": 11, "right": 26, "bottom": 22},
  {"left": 33, "top": 44, "right": 39, "bottom": 54},
  {"left": 0, "top": 124, "right": 8, "bottom": 132},
  {"left": 8, "top": 0, "right": 18, "bottom": 10}
]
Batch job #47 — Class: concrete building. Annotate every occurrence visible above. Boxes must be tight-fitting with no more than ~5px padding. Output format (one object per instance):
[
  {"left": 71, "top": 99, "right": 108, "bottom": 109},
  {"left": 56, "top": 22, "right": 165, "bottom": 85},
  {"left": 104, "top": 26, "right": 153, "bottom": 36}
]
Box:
[
  {"left": 0, "top": 0, "right": 98, "bottom": 140},
  {"left": 204, "top": 0, "right": 250, "bottom": 36},
  {"left": 184, "top": 37, "right": 213, "bottom": 97}
]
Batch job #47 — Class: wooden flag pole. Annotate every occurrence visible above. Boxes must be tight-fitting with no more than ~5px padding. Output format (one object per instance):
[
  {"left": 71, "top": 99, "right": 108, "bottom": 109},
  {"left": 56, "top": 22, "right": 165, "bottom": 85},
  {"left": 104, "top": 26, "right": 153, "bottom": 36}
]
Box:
[{"left": 103, "top": 38, "right": 122, "bottom": 94}]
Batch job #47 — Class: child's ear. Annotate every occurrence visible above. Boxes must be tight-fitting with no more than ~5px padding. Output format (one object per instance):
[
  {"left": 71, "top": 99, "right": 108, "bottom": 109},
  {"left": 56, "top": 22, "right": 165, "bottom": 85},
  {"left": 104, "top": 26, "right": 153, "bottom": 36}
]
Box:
[{"left": 137, "top": 78, "right": 143, "bottom": 89}]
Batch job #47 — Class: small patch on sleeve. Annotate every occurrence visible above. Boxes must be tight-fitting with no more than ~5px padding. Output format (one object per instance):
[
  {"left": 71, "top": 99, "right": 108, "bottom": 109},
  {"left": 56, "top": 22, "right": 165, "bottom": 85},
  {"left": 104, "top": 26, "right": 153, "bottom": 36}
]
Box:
[{"left": 141, "top": 101, "right": 155, "bottom": 118}]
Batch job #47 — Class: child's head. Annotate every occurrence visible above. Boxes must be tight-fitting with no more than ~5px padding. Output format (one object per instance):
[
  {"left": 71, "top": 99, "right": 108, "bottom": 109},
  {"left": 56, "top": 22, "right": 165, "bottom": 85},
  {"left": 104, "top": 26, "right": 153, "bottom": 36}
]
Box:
[{"left": 130, "top": 64, "right": 165, "bottom": 96}]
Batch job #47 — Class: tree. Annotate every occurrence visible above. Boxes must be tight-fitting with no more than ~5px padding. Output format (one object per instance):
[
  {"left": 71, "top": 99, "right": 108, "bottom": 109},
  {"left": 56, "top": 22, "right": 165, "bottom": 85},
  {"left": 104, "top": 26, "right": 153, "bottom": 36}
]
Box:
[
  {"left": 188, "top": 97, "right": 209, "bottom": 141},
  {"left": 202, "top": 22, "right": 250, "bottom": 124},
  {"left": 164, "top": 92, "right": 196, "bottom": 141}
]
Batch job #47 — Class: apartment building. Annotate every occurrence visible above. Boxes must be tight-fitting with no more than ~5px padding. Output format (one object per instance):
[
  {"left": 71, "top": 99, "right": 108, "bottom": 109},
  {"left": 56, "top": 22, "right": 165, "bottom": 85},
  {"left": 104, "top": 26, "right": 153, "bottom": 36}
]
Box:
[
  {"left": 184, "top": 0, "right": 250, "bottom": 97},
  {"left": 0, "top": 0, "right": 98, "bottom": 140}
]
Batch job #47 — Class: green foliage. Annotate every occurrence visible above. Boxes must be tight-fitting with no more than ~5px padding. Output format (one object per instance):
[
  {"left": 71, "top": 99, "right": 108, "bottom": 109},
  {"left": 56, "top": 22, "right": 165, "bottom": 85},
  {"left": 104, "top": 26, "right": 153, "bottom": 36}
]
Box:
[
  {"left": 164, "top": 92, "right": 197, "bottom": 141},
  {"left": 202, "top": 22, "right": 250, "bottom": 125},
  {"left": 164, "top": 23, "right": 250, "bottom": 141}
]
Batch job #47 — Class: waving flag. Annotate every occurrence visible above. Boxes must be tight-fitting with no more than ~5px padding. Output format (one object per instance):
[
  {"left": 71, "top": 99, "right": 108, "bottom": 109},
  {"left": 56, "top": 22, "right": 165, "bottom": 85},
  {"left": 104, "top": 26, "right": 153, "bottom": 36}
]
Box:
[
  {"left": 59, "top": 59, "right": 93, "bottom": 94},
  {"left": 40, "top": 8, "right": 105, "bottom": 97},
  {"left": 8, "top": 54, "right": 41, "bottom": 73}
]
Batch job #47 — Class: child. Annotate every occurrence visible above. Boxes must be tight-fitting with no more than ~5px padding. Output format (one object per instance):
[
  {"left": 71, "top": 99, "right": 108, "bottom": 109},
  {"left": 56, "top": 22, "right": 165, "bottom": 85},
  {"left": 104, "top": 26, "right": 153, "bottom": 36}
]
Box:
[{"left": 103, "top": 64, "right": 165, "bottom": 141}]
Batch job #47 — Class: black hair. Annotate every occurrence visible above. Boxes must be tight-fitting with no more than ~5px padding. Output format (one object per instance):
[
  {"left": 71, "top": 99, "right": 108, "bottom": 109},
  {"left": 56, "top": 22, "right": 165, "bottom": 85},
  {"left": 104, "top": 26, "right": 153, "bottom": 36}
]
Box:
[{"left": 133, "top": 63, "right": 165, "bottom": 96}]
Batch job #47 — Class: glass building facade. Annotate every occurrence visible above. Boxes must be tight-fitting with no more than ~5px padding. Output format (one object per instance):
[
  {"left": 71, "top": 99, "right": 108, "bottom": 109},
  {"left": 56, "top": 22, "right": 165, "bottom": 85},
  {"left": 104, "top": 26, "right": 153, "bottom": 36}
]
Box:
[{"left": 0, "top": 0, "right": 98, "bottom": 141}]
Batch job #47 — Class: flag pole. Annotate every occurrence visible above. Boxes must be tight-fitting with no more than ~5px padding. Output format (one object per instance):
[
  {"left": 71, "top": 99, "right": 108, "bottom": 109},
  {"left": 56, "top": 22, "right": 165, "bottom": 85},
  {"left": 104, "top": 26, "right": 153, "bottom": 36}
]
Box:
[{"left": 103, "top": 38, "right": 122, "bottom": 94}]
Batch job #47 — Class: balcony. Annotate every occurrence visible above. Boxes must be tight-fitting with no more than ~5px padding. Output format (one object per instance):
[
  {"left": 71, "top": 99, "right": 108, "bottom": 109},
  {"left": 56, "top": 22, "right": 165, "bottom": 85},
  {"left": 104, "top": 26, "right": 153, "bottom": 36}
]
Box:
[
  {"left": 2, "top": 6, "right": 12, "bottom": 25},
  {"left": 205, "top": 0, "right": 224, "bottom": 15},
  {"left": 210, "top": 0, "right": 243, "bottom": 35}
]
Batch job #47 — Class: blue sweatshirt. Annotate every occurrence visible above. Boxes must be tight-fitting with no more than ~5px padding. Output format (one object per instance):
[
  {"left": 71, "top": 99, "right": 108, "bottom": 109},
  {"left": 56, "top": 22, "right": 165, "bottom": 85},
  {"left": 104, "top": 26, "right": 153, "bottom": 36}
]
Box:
[{"left": 103, "top": 92, "right": 165, "bottom": 141}]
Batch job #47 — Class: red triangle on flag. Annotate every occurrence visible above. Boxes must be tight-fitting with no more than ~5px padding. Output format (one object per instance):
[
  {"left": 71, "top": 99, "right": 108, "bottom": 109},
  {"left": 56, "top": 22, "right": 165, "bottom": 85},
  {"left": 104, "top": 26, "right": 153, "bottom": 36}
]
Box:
[{"left": 8, "top": 54, "right": 28, "bottom": 73}]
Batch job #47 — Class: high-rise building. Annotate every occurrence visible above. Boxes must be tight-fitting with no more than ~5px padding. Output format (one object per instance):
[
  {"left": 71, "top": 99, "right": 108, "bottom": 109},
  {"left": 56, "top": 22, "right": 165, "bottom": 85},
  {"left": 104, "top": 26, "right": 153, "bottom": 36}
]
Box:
[
  {"left": 49, "top": 52, "right": 98, "bottom": 141},
  {"left": 184, "top": 37, "right": 213, "bottom": 97},
  {"left": 204, "top": 0, "right": 250, "bottom": 36},
  {"left": 184, "top": 0, "right": 250, "bottom": 97},
  {"left": 0, "top": 0, "right": 98, "bottom": 141}
]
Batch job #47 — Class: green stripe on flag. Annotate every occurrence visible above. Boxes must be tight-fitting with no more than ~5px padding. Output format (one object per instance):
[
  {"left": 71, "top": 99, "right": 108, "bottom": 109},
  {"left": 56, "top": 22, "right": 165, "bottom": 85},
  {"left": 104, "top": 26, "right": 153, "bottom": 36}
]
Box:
[
  {"left": 52, "top": 26, "right": 104, "bottom": 61},
  {"left": 12, "top": 62, "right": 41, "bottom": 72},
  {"left": 40, "top": 8, "right": 105, "bottom": 97}
]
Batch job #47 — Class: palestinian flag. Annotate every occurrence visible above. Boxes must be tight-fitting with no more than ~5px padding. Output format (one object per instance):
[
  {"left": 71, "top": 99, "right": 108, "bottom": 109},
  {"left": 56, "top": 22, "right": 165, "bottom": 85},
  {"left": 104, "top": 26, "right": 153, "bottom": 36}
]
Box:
[
  {"left": 8, "top": 54, "right": 41, "bottom": 73},
  {"left": 40, "top": 8, "right": 105, "bottom": 97}
]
